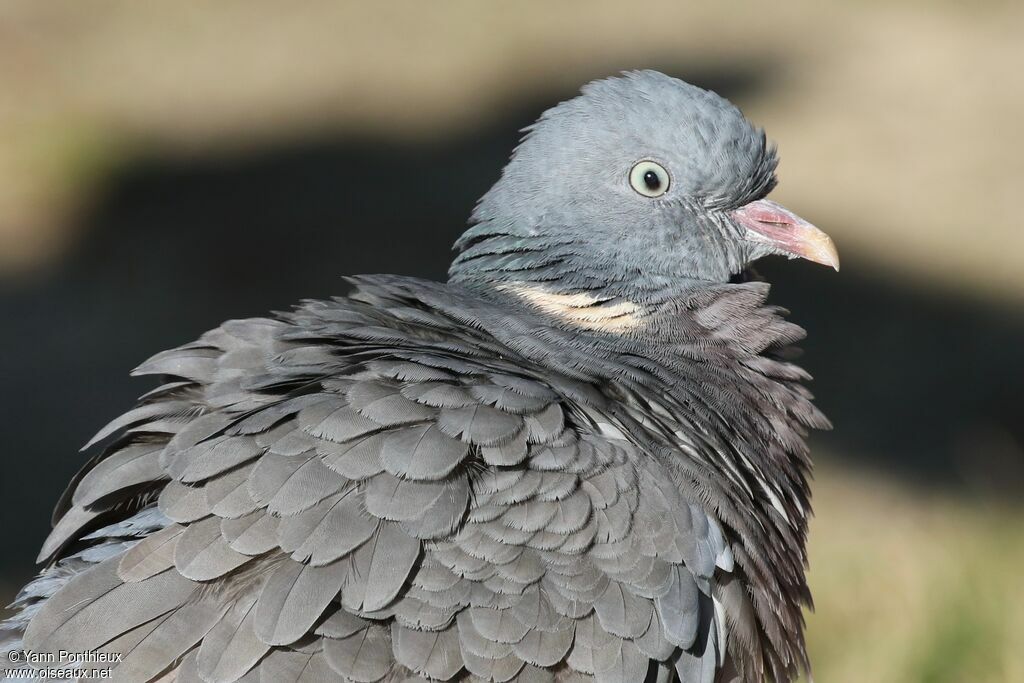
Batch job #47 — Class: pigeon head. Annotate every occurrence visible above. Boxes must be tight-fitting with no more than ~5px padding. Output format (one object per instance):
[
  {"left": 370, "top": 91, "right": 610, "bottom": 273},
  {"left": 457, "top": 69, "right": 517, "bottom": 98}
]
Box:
[{"left": 449, "top": 71, "right": 838, "bottom": 311}]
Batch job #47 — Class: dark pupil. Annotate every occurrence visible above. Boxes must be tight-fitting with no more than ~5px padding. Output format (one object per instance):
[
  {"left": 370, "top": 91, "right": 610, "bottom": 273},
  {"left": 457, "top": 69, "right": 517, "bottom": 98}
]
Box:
[{"left": 642, "top": 170, "right": 661, "bottom": 190}]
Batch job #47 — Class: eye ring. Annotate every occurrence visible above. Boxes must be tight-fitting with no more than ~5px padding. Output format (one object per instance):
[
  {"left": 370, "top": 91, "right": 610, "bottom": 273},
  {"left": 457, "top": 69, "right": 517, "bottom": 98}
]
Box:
[{"left": 629, "top": 160, "right": 670, "bottom": 198}]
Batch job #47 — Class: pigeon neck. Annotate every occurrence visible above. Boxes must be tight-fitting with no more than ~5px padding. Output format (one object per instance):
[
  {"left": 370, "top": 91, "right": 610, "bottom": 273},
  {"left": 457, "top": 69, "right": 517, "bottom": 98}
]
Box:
[
  {"left": 449, "top": 233, "right": 718, "bottom": 333},
  {"left": 492, "top": 282, "right": 648, "bottom": 334},
  {"left": 453, "top": 275, "right": 728, "bottom": 339}
]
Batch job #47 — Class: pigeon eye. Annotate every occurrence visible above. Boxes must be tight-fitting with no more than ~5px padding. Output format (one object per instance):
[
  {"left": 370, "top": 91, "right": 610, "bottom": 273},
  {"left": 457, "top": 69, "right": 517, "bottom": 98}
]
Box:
[{"left": 629, "top": 161, "right": 670, "bottom": 198}]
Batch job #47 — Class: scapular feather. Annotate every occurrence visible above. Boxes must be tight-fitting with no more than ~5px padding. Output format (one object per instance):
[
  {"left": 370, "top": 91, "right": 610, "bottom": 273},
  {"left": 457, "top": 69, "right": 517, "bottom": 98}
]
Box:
[
  {"left": 341, "top": 522, "right": 420, "bottom": 613},
  {"left": 322, "top": 624, "right": 393, "bottom": 682},
  {"left": 108, "top": 601, "right": 222, "bottom": 683},
  {"left": 118, "top": 523, "right": 186, "bottom": 582},
  {"left": 278, "top": 489, "right": 376, "bottom": 565},
  {"left": 24, "top": 557, "right": 197, "bottom": 658},
  {"left": 197, "top": 595, "right": 270, "bottom": 683},
  {"left": 254, "top": 558, "right": 349, "bottom": 647}
]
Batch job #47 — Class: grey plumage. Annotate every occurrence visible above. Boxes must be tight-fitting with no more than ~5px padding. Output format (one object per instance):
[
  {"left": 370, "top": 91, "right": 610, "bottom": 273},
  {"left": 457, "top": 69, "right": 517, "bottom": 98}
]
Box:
[
  {"left": 24, "top": 558, "right": 198, "bottom": 658},
  {"left": 108, "top": 602, "right": 222, "bottom": 683},
  {"left": 342, "top": 522, "right": 421, "bottom": 613},
  {"left": 2, "top": 70, "right": 836, "bottom": 682},
  {"left": 279, "top": 489, "right": 374, "bottom": 563},
  {"left": 513, "top": 626, "right": 574, "bottom": 668},
  {"left": 656, "top": 567, "right": 701, "bottom": 649},
  {"left": 221, "top": 511, "right": 280, "bottom": 556},
  {"left": 118, "top": 523, "right": 185, "bottom": 582},
  {"left": 73, "top": 443, "right": 165, "bottom": 506},
  {"left": 322, "top": 624, "right": 392, "bottom": 682},
  {"left": 173, "top": 516, "right": 251, "bottom": 581},
  {"left": 258, "top": 646, "right": 336, "bottom": 683},
  {"left": 197, "top": 596, "right": 270, "bottom": 683},
  {"left": 380, "top": 424, "right": 469, "bottom": 480},
  {"left": 254, "top": 560, "right": 349, "bottom": 646},
  {"left": 391, "top": 622, "right": 464, "bottom": 680}
]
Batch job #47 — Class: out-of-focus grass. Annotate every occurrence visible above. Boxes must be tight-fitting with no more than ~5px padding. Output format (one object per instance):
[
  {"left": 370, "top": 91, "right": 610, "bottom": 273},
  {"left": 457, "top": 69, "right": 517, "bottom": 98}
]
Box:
[{"left": 806, "top": 459, "right": 1024, "bottom": 683}]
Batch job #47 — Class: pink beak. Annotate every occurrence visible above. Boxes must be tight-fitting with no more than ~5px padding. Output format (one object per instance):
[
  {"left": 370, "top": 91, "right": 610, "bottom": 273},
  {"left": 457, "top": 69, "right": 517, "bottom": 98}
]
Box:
[{"left": 730, "top": 199, "right": 840, "bottom": 271}]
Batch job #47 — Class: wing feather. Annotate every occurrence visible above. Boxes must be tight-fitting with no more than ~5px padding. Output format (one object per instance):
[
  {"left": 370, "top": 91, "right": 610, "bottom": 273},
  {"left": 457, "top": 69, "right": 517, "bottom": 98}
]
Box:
[
  {"left": 197, "top": 595, "right": 270, "bottom": 683},
  {"left": 254, "top": 559, "right": 349, "bottom": 647},
  {"left": 341, "top": 522, "right": 420, "bottom": 613},
  {"left": 118, "top": 523, "right": 185, "bottom": 582}
]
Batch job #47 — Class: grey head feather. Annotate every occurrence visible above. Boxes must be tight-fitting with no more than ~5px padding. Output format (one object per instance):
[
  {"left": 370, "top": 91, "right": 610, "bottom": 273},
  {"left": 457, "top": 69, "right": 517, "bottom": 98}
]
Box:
[{"left": 450, "top": 70, "right": 780, "bottom": 295}]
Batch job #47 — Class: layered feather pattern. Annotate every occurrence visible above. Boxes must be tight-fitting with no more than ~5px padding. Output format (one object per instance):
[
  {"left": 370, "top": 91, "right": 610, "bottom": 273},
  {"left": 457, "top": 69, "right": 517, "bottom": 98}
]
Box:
[{"left": 2, "top": 273, "right": 825, "bottom": 683}]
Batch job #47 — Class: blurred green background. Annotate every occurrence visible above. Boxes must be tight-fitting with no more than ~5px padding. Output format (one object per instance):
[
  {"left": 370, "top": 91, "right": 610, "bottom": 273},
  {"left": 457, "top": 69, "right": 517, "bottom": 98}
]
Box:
[{"left": 0, "top": 2, "right": 1022, "bottom": 681}]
